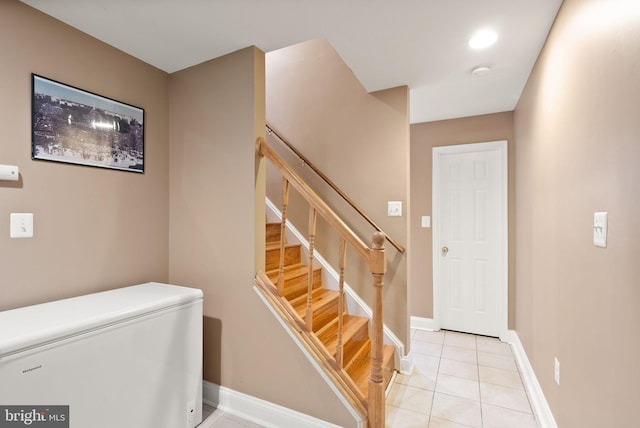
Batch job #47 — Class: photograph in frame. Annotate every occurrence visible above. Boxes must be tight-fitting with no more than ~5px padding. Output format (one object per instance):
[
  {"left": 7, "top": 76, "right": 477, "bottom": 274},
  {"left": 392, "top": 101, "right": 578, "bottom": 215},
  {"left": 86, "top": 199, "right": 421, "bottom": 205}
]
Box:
[{"left": 31, "top": 74, "right": 144, "bottom": 173}]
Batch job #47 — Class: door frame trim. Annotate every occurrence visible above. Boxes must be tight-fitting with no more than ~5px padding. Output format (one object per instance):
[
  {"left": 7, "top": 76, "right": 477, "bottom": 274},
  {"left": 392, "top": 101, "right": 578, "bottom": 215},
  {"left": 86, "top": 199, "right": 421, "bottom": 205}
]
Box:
[{"left": 432, "top": 140, "right": 508, "bottom": 339}]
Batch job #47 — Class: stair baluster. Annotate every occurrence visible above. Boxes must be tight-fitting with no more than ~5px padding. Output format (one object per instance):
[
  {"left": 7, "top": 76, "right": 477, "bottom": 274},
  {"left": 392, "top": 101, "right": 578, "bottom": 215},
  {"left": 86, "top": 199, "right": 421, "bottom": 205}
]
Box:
[
  {"left": 277, "top": 178, "right": 290, "bottom": 297},
  {"left": 336, "top": 239, "right": 347, "bottom": 369},
  {"left": 305, "top": 208, "right": 317, "bottom": 332}
]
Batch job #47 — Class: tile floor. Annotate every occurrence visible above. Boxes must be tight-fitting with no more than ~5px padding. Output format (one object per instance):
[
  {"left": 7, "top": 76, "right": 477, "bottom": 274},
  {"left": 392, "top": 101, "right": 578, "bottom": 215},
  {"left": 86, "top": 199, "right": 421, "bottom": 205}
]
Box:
[
  {"left": 197, "top": 329, "right": 537, "bottom": 428},
  {"left": 386, "top": 329, "right": 538, "bottom": 428},
  {"left": 197, "top": 404, "right": 264, "bottom": 428}
]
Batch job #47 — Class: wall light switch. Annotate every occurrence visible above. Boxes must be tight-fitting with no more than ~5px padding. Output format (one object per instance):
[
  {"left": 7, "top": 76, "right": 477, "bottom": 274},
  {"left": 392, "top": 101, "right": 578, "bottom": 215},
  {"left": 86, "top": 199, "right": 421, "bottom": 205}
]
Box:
[
  {"left": 387, "top": 201, "right": 402, "bottom": 217},
  {"left": 10, "top": 213, "right": 33, "bottom": 238},
  {"left": 593, "top": 212, "right": 607, "bottom": 248},
  {"left": 421, "top": 216, "right": 431, "bottom": 228}
]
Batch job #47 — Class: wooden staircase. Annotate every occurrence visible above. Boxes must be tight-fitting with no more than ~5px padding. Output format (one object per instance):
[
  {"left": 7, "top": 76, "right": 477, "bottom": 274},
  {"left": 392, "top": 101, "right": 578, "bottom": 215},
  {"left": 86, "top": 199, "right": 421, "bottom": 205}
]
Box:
[
  {"left": 264, "top": 221, "right": 395, "bottom": 400},
  {"left": 256, "top": 135, "right": 404, "bottom": 427}
]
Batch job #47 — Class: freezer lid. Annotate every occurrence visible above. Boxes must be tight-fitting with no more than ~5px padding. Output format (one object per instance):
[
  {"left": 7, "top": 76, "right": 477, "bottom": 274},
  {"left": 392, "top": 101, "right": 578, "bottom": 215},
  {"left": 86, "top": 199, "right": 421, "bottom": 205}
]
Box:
[{"left": 0, "top": 282, "right": 203, "bottom": 358}]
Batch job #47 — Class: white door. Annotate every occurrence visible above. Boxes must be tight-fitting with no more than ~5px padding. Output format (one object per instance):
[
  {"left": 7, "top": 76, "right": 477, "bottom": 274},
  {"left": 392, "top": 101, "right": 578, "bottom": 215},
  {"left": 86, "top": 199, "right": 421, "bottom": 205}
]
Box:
[{"left": 433, "top": 141, "right": 507, "bottom": 338}]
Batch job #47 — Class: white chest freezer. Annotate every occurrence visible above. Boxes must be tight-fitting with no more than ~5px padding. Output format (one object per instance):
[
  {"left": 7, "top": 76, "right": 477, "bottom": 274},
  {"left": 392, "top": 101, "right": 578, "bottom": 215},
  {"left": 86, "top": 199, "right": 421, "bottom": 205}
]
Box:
[{"left": 0, "top": 282, "right": 203, "bottom": 428}]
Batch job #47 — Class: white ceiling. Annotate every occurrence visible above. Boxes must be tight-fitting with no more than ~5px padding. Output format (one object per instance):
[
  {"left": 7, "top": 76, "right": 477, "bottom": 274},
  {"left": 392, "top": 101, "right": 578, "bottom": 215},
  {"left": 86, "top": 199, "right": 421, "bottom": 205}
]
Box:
[{"left": 21, "top": 0, "right": 562, "bottom": 124}]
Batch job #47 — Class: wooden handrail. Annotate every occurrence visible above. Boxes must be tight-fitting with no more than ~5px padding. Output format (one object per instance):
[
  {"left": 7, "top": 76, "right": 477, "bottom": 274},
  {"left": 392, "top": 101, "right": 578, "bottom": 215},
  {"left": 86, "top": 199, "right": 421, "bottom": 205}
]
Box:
[
  {"left": 266, "top": 124, "right": 406, "bottom": 254},
  {"left": 258, "top": 137, "right": 369, "bottom": 261}
]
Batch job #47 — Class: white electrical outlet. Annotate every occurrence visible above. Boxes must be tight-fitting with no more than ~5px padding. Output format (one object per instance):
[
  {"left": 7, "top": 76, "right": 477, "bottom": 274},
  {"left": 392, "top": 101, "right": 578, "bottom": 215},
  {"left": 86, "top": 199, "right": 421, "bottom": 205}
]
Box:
[{"left": 554, "top": 357, "right": 560, "bottom": 386}]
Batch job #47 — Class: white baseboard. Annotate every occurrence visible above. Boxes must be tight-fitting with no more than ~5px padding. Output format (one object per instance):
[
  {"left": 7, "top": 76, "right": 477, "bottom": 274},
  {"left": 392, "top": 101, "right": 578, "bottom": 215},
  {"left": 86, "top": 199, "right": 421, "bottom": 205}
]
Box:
[
  {"left": 410, "top": 316, "right": 435, "bottom": 331},
  {"left": 399, "top": 353, "right": 413, "bottom": 375},
  {"left": 504, "top": 330, "right": 558, "bottom": 428},
  {"left": 202, "top": 381, "right": 352, "bottom": 428}
]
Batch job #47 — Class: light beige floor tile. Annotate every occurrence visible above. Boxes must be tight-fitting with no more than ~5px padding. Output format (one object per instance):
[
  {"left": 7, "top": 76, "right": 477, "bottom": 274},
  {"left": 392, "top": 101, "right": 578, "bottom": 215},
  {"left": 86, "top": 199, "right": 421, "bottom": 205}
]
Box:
[
  {"left": 414, "top": 330, "right": 445, "bottom": 344},
  {"left": 435, "top": 373, "right": 480, "bottom": 401},
  {"left": 443, "top": 332, "right": 477, "bottom": 350},
  {"left": 481, "top": 403, "right": 538, "bottom": 428},
  {"left": 225, "top": 414, "right": 264, "bottom": 428},
  {"left": 197, "top": 407, "right": 227, "bottom": 428},
  {"left": 197, "top": 407, "right": 264, "bottom": 428},
  {"left": 480, "top": 382, "right": 532, "bottom": 414},
  {"left": 412, "top": 341, "right": 444, "bottom": 357},
  {"left": 402, "top": 331, "right": 540, "bottom": 428},
  {"left": 479, "top": 365, "right": 525, "bottom": 390},
  {"left": 412, "top": 353, "right": 441, "bottom": 372},
  {"left": 439, "top": 358, "right": 478, "bottom": 381},
  {"left": 385, "top": 405, "right": 430, "bottom": 428},
  {"left": 476, "top": 337, "right": 513, "bottom": 356},
  {"left": 478, "top": 351, "right": 517, "bottom": 372},
  {"left": 387, "top": 383, "right": 434, "bottom": 414},
  {"left": 428, "top": 416, "right": 474, "bottom": 428},
  {"left": 396, "top": 365, "right": 438, "bottom": 391},
  {"left": 441, "top": 345, "right": 477, "bottom": 364},
  {"left": 202, "top": 404, "right": 215, "bottom": 420},
  {"left": 431, "top": 393, "right": 482, "bottom": 428}
]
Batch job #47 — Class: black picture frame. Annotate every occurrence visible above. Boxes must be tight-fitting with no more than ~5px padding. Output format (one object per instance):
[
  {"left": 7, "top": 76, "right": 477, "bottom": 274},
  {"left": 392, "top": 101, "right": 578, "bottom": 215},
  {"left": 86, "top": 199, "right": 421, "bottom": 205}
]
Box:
[{"left": 31, "top": 74, "right": 144, "bottom": 173}]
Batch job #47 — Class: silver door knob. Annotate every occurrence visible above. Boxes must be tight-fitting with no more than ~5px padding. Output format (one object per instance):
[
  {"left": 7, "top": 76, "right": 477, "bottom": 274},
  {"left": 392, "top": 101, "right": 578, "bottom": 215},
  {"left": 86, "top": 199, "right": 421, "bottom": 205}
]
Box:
[{"left": 442, "top": 246, "right": 449, "bottom": 254}]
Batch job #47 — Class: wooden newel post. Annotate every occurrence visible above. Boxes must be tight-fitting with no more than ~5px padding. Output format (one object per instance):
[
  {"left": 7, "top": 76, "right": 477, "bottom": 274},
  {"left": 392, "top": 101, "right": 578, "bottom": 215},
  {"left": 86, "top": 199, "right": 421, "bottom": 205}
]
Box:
[{"left": 368, "top": 231, "right": 386, "bottom": 428}]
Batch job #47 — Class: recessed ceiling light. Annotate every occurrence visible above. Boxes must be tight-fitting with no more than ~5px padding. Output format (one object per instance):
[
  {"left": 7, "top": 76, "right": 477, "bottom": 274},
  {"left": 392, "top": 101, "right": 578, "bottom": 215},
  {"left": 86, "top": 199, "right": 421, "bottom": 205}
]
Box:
[
  {"left": 469, "top": 29, "right": 498, "bottom": 49},
  {"left": 471, "top": 66, "right": 491, "bottom": 77}
]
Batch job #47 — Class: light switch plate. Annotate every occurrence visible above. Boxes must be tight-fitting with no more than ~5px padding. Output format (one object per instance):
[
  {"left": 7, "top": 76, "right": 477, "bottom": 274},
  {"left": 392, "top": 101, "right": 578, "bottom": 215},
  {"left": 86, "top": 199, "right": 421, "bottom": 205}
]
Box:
[
  {"left": 421, "top": 216, "right": 431, "bottom": 228},
  {"left": 593, "top": 212, "right": 607, "bottom": 248},
  {"left": 387, "top": 201, "right": 402, "bottom": 217},
  {"left": 10, "top": 213, "right": 33, "bottom": 238}
]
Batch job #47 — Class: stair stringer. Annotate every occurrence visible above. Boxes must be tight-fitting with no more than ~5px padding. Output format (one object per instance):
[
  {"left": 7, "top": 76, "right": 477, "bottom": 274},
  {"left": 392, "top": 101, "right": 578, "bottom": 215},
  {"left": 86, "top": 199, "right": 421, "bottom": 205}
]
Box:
[
  {"left": 266, "top": 197, "right": 408, "bottom": 374},
  {"left": 253, "top": 278, "right": 366, "bottom": 428}
]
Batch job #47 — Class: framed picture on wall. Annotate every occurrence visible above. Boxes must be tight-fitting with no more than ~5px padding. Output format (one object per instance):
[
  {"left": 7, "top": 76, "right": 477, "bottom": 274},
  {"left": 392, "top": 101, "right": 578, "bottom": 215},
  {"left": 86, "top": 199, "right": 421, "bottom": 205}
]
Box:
[{"left": 31, "top": 74, "right": 145, "bottom": 173}]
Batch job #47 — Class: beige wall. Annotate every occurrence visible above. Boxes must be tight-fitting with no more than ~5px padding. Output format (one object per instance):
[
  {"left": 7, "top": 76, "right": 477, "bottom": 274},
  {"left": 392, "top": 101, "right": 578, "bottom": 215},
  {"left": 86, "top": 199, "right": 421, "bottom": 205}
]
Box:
[
  {"left": 1, "top": 5, "right": 360, "bottom": 425},
  {"left": 0, "top": 1, "right": 170, "bottom": 311},
  {"left": 410, "top": 112, "right": 515, "bottom": 328},
  {"left": 265, "top": 38, "right": 410, "bottom": 347},
  {"left": 168, "top": 47, "right": 358, "bottom": 428},
  {"left": 514, "top": 0, "right": 640, "bottom": 426}
]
